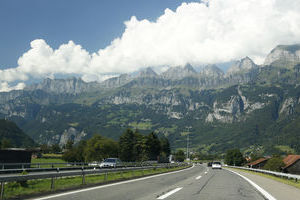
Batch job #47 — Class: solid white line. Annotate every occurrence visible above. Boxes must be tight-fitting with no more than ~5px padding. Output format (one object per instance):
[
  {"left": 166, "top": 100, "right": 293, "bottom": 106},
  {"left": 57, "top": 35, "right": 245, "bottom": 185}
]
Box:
[
  {"left": 196, "top": 175, "right": 202, "bottom": 180},
  {"left": 157, "top": 187, "right": 183, "bottom": 199},
  {"left": 227, "top": 169, "right": 277, "bottom": 200},
  {"left": 34, "top": 165, "right": 195, "bottom": 200}
]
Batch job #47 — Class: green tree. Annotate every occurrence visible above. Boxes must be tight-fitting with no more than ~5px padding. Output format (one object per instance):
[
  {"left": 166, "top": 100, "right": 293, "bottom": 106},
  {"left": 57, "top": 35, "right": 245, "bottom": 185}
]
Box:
[
  {"left": 119, "top": 129, "right": 136, "bottom": 162},
  {"left": 51, "top": 144, "right": 61, "bottom": 154},
  {"left": 40, "top": 144, "right": 51, "bottom": 154},
  {"left": 160, "top": 137, "right": 171, "bottom": 157},
  {"left": 84, "top": 134, "right": 119, "bottom": 162},
  {"left": 175, "top": 150, "right": 185, "bottom": 162},
  {"left": 1, "top": 138, "right": 12, "bottom": 149},
  {"left": 65, "top": 140, "right": 74, "bottom": 150},
  {"left": 225, "top": 149, "right": 245, "bottom": 166},
  {"left": 62, "top": 140, "right": 87, "bottom": 162},
  {"left": 263, "top": 156, "right": 285, "bottom": 172},
  {"left": 133, "top": 131, "right": 148, "bottom": 161},
  {"left": 146, "top": 132, "right": 161, "bottom": 161}
]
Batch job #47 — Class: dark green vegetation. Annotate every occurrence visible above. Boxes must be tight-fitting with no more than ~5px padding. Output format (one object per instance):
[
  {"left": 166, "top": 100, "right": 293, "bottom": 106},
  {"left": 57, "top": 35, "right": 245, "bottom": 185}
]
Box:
[
  {"left": 263, "top": 156, "right": 285, "bottom": 172},
  {"left": 0, "top": 119, "right": 35, "bottom": 148},
  {"left": 62, "top": 129, "right": 171, "bottom": 162},
  {"left": 3, "top": 165, "right": 188, "bottom": 199},
  {"left": 225, "top": 149, "right": 245, "bottom": 166}
]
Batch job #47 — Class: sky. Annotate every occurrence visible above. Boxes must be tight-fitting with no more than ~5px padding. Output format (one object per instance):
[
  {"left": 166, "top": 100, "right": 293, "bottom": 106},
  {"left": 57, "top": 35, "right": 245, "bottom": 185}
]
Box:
[{"left": 0, "top": 0, "right": 300, "bottom": 92}]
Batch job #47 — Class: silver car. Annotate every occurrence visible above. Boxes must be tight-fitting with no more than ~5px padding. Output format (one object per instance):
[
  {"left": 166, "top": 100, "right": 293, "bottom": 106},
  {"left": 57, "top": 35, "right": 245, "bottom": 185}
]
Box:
[
  {"left": 99, "top": 158, "right": 122, "bottom": 168},
  {"left": 212, "top": 161, "right": 222, "bottom": 169}
]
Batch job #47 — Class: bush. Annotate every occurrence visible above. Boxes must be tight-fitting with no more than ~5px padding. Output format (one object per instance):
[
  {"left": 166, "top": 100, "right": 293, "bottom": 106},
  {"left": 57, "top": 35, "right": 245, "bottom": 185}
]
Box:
[{"left": 263, "top": 156, "right": 285, "bottom": 172}]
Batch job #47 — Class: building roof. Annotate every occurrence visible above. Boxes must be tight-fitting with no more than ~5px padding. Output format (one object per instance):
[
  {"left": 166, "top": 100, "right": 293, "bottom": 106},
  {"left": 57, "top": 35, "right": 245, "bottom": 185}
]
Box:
[
  {"left": 247, "top": 157, "right": 269, "bottom": 166},
  {"left": 283, "top": 155, "right": 300, "bottom": 169}
]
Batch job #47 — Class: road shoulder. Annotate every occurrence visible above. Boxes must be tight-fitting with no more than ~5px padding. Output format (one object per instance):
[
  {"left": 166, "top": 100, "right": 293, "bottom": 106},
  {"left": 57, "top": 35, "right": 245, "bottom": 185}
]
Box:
[{"left": 227, "top": 168, "right": 300, "bottom": 200}]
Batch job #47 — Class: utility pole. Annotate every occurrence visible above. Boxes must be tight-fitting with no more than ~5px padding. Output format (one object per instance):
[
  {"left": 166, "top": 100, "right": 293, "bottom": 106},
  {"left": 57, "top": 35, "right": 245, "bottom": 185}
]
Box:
[{"left": 186, "top": 134, "right": 189, "bottom": 161}]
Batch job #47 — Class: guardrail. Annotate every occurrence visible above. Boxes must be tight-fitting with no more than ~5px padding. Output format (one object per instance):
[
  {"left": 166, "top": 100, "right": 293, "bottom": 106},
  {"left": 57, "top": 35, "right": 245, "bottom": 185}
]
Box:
[
  {"left": 0, "top": 162, "right": 162, "bottom": 174},
  {"left": 0, "top": 162, "right": 189, "bottom": 199},
  {"left": 228, "top": 166, "right": 300, "bottom": 182}
]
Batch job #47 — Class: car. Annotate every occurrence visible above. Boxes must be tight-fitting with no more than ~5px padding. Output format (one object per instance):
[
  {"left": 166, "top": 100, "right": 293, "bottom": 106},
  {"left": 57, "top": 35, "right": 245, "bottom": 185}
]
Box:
[
  {"left": 99, "top": 158, "right": 122, "bottom": 168},
  {"left": 212, "top": 161, "right": 222, "bottom": 169},
  {"left": 88, "top": 161, "right": 98, "bottom": 166}
]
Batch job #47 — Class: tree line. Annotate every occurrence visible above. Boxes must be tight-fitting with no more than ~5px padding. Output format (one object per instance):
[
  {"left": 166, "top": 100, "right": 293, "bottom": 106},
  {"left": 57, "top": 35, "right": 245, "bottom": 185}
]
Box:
[{"left": 62, "top": 129, "right": 171, "bottom": 163}]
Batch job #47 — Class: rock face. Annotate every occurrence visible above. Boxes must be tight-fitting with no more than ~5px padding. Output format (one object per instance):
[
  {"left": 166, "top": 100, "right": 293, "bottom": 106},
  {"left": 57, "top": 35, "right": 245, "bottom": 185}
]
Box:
[
  {"left": 161, "top": 64, "right": 197, "bottom": 80},
  {"left": 59, "top": 127, "right": 87, "bottom": 147},
  {"left": 26, "top": 77, "right": 100, "bottom": 94},
  {"left": 138, "top": 67, "right": 158, "bottom": 78},
  {"left": 201, "top": 64, "right": 224, "bottom": 78},
  {"left": 264, "top": 44, "right": 300, "bottom": 67},
  {"left": 227, "top": 57, "right": 258, "bottom": 74},
  {"left": 101, "top": 74, "right": 132, "bottom": 88},
  {"left": 226, "top": 57, "right": 259, "bottom": 84}
]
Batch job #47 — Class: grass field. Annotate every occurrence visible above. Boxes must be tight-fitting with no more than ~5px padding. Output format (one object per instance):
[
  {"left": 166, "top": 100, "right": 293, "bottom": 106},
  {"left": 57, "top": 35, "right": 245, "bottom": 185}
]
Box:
[
  {"left": 31, "top": 158, "right": 67, "bottom": 168},
  {"left": 228, "top": 168, "right": 300, "bottom": 190},
  {"left": 3, "top": 166, "right": 189, "bottom": 199}
]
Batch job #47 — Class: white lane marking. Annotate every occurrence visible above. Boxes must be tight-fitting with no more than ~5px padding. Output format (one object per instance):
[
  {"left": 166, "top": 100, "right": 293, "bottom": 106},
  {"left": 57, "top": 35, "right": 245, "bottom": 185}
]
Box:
[
  {"left": 157, "top": 187, "right": 183, "bottom": 199},
  {"left": 196, "top": 175, "right": 202, "bottom": 180},
  {"left": 34, "top": 165, "right": 195, "bottom": 200},
  {"left": 227, "top": 169, "right": 276, "bottom": 200}
]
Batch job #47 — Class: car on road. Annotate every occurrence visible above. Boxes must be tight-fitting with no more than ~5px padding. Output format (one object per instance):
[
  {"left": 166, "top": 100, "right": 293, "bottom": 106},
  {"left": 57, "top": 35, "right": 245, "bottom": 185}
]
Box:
[
  {"left": 212, "top": 161, "right": 222, "bottom": 169},
  {"left": 99, "top": 158, "right": 122, "bottom": 168},
  {"left": 88, "top": 161, "right": 99, "bottom": 166}
]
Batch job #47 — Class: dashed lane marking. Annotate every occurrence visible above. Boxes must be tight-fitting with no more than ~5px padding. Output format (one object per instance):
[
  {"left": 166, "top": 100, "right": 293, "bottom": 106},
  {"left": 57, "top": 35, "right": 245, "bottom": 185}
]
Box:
[{"left": 157, "top": 187, "right": 183, "bottom": 199}]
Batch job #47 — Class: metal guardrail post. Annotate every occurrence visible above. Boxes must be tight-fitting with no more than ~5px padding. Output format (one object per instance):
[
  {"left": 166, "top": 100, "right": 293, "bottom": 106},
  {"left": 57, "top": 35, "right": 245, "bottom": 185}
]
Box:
[
  {"left": 50, "top": 177, "right": 55, "bottom": 190},
  {"left": 82, "top": 167, "right": 85, "bottom": 185},
  {"left": 0, "top": 182, "right": 4, "bottom": 200},
  {"left": 104, "top": 172, "right": 108, "bottom": 181}
]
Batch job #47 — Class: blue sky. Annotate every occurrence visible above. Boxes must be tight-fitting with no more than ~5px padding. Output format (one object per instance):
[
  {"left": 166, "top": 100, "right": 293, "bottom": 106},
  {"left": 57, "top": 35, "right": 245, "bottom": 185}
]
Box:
[{"left": 0, "top": 0, "right": 194, "bottom": 69}]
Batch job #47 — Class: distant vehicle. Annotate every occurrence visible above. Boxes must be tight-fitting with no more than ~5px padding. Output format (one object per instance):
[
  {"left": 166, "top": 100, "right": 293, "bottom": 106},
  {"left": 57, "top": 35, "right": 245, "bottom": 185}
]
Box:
[
  {"left": 99, "top": 158, "right": 122, "bottom": 168},
  {"left": 88, "top": 161, "right": 98, "bottom": 166},
  {"left": 207, "top": 162, "right": 213, "bottom": 167},
  {"left": 212, "top": 161, "right": 222, "bottom": 169}
]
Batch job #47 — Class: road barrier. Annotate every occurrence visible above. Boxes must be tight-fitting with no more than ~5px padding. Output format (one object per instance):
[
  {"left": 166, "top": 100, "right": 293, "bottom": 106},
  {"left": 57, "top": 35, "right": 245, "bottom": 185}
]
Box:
[
  {"left": 228, "top": 166, "right": 300, "bottom": 182},
  {"left": 0, "top": 162, "right": 188, "bottom": 199}
]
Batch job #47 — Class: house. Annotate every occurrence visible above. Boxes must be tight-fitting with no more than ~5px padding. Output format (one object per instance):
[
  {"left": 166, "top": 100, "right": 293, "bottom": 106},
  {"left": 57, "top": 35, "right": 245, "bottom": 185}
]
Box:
[
  {"left": 282, "top": 155, "right": 300, "bottom": 175},
  {"left": 247, "top": 157, "right": 269, "bottom": 169}
]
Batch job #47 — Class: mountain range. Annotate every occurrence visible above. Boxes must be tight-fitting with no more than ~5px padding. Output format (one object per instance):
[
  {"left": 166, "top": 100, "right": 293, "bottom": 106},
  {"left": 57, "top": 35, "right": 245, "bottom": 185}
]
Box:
[{"left": 1, "top": 44, "right": 300, "bottom": 155}]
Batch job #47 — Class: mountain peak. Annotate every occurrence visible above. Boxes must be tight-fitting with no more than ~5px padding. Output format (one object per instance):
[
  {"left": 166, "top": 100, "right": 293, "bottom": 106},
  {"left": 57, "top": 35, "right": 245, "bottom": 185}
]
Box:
[
  {"left": 162, "top": 64, "right": 197, "bottom": 80},
  {"left": 264, "top": 44, "right": 300, "bottom": 66},
  {"left": 138, "top": 67, "right": 158, "bottom": 78},
  {"left": 201, "top": 64, "right": 224, "bottom": 77},
  {"left": 183, "top": 63, "right": 196, "bottom": 73},
  {"left": 227, "top": 57, "right": 257, "bottom": 74}
]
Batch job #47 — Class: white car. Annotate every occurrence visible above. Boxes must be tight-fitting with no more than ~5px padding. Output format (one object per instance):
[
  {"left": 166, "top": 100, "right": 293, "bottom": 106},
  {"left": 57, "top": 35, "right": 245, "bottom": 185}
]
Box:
[
  {"left": 99, "top": 158, "right": 122, "bottom": 168},
  {"left": 212, "top": 161, "right": 222, "bottom": 169}
]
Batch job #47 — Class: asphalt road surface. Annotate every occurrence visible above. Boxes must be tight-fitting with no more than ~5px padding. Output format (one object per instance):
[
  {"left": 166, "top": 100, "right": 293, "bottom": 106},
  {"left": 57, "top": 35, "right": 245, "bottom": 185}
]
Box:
[{"left": 33, "top": 165, "right": 267, "bottom": 200}]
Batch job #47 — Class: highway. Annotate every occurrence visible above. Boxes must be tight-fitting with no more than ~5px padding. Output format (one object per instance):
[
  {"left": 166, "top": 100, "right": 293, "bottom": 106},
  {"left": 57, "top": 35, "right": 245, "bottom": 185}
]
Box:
[{"left": 32, "top": 164, "right": 269, "bottom": 200}]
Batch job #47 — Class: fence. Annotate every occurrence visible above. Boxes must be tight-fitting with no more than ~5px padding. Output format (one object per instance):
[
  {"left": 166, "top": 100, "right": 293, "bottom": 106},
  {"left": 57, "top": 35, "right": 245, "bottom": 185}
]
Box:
[{"left": 228, "top": 166, "right": 300, "bottom": 182}]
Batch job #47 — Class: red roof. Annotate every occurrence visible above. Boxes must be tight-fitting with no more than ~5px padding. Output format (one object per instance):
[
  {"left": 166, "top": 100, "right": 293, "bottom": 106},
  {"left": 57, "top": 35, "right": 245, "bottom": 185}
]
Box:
[
  {"left": 283, "top": 155, "right": 300, "bottom": 169},
  {"left": 247, "top": 157, "right": 269, "bottom": 166}
]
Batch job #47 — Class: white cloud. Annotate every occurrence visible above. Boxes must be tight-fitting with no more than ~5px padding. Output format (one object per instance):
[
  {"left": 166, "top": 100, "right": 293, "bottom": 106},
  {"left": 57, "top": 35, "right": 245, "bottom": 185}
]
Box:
[
  {"left": 0, "top": 82, "right": 25, "bottom": 92},
  {"left": 1, "top": 0, "right": 300, "bottom": 91}
]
